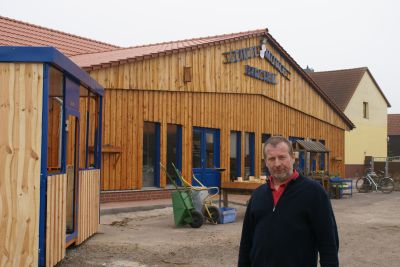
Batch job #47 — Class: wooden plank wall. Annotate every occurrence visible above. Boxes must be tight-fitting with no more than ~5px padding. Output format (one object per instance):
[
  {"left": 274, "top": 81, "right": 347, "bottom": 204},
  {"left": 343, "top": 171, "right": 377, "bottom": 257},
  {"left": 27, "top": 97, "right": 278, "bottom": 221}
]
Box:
[
  {"left": 89, "top": 36, "right": 349, "bottom": 130},
  {"left": 76, "top": 169, "right": 100, "bottom": 245},
  {"left": 46, "top": 174, "right": 67, "bottom": 267},
  {"left": 0, "top": 63, "right": 43, "bottom": 266},
  {"left": 98, "top": 89, "right": 345, "bottom": 191}
]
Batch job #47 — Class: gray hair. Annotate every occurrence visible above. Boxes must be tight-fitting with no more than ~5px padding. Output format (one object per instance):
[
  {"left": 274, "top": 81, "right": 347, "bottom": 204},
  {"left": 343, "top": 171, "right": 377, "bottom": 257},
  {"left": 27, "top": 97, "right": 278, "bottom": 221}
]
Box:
[{"left": 263, "top": 136, "right": 294, "bottom": 157}]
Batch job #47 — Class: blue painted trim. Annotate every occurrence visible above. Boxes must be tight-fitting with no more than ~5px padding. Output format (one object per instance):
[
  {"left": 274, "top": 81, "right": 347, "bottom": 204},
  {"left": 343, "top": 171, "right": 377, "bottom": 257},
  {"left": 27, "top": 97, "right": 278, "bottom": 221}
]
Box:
[
  {"left": 176, "top": 125, "right": 182, "bottom": 171},
  {"left": 154, "top": 123, "right": 161, "bottom": 187},
  {"left": 214, "top": 129, "right": 220, "bottom": 167},
  {"left": 38, "top": 64, "right": 50, "bottom": 267},
  {"left": 237, "top": 132, "right": 241, "bottom": 177},
  {"left": 250, "top": 133, "right": 255, "bottom": 176},
  {"left": 0, "top": 46, "right": 104, "bottom": 96}
]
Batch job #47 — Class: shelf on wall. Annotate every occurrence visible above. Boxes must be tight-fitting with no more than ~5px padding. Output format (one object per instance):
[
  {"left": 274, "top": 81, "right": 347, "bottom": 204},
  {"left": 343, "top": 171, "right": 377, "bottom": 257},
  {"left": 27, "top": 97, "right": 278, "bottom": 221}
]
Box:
[{"left": 89, "top": 145, "right": 123, "bottom": 154}]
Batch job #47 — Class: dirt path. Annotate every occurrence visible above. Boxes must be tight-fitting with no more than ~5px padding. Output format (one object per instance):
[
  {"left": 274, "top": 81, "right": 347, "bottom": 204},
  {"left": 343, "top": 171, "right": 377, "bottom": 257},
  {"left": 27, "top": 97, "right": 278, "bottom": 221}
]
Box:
[{"left": 59, "top": 192, "right": 400, "bottom": 266}]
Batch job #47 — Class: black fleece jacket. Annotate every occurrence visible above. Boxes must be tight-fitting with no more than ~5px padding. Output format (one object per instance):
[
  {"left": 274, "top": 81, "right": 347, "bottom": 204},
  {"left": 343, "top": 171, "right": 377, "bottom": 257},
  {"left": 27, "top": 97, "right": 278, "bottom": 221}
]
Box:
[{"left": 238, "top": 175, "right": 339, "bottom": 267}]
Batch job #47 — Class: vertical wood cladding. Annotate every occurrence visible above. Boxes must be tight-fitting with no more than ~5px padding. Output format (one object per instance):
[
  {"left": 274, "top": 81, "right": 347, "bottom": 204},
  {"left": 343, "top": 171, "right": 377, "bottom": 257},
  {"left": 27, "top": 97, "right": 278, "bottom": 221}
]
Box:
[
  {"left": 0, "top": 63, "right": 43, "bottom": 266},
  {"left": 46, "top": 174, "right": 67, "bottom": 267},
  {"left": 87, "top": 35, "right": 349, "bottom": 191},
  {"left": 76, "top": 169, "right": 100, "bottom": 245},
  {"left": 98, "top": 90, "right": 345, "bottom": 191},
  {"left": 89, "top": 36, "right": 348, "bottom": 131}
]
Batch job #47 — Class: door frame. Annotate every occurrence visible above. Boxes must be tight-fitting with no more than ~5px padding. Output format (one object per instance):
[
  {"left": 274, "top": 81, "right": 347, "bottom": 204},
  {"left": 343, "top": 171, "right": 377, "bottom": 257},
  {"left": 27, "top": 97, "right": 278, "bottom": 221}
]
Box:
[{"left": 192, "top": 127, "right": 220, "bottom": 187}]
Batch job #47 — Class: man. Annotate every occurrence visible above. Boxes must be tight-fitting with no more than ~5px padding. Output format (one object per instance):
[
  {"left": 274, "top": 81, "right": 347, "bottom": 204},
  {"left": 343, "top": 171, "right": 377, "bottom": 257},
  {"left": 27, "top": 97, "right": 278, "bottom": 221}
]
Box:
[{"left": 238, "top": 136, "right": 339, "bottom": 267}]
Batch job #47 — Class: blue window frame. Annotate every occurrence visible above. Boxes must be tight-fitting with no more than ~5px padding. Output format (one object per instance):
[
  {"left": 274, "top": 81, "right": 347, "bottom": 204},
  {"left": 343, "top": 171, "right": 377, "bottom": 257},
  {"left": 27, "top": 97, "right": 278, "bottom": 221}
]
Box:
[
  {"left": 167, "top": 124, "right": 182, "bottom": 184},
  {"left": 230, "top": 131, "right": 241, "bottom": 181},
  {"left": 244, "top": 132, "right": 255, "bottom": 180},
  {"left": 142, "top": 121, "right": 161, "bottom": 187},
  {"left": 192, "top": 127, "right": 221, "bottom": 187}
]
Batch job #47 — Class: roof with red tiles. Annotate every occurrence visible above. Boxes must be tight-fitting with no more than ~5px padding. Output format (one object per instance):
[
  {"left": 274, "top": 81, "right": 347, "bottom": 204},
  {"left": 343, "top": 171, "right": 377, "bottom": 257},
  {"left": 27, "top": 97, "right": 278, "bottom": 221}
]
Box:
[
  {"left": 309, "top": 67, "right": 390, "bottom": 111},
  {"left": 388, "top": 114, "right": 400, "bottom": 135},
  {"left": 70, "top": 28, "right": 355, "bottom": 129},
  {"left": 70, "top": 29, "right": 267, "bottom": 69},
  {"left": 0, "top": 15, "right": 120, "bottom": 56}
]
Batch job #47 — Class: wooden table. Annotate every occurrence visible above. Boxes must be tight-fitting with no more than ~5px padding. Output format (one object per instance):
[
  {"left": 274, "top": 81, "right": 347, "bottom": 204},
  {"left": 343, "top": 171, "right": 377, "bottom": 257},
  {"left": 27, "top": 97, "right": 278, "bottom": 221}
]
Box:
[
  {"left": 221, "top": 182, "right": 263, "bottom": 207},
  {"left": 311, "top": 176, "right": 330, "bottom": 192}
]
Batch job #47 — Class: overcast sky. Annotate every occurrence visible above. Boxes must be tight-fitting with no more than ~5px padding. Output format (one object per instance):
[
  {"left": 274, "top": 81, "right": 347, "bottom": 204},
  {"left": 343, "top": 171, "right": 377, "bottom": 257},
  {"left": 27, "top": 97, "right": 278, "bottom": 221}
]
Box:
[{"left": 3, "top": 0, "right": 399, "bottom": 113}]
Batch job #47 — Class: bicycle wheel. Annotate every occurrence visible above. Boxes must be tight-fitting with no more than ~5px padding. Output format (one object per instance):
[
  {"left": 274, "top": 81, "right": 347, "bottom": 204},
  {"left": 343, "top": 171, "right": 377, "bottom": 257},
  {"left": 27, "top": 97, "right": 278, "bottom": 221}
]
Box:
[
  {"left": 379, "top": 178, "right": 394, "bottom": 194},
  {"left": 356, "top": 177, "right": 372, "bottom": 193}
]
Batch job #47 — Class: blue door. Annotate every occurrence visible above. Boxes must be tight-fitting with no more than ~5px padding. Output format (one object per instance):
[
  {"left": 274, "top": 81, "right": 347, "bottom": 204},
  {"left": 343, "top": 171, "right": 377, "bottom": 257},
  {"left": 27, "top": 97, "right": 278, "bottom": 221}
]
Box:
[{"left": 192, "top": 127, "right": 220, "bottom": 187}]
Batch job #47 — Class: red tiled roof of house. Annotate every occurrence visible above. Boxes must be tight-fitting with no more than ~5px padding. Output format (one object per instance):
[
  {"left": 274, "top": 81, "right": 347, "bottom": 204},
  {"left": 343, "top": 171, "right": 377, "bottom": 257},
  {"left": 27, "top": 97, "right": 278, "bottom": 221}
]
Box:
[
  {"left": 0, "top": 15, "right": 120, "bottom": 56},
  {"left": 388, "top": 114, "right": 400, "bottom": 135},
  {"left": 309, "top": 67, "right": 390, "bottom": 111},
  {"left": 70, "top": 29, "right": 267, "bottom": 69}
]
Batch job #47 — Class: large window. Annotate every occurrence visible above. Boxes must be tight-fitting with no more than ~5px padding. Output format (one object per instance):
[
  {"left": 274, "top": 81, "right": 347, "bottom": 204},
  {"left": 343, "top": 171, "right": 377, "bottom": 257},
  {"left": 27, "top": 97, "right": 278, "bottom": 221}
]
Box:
[
  {"left": 47, "top": 67, "right": 64, "bottom": 174},
  {"left": 244, "top": 132, "right": 255, "bottom": 180},
  {"left": 230, "top": 131, "right": 241, "bottom": 181},
  {"left": 319, "top": 140, "right": 326, "bottom": 171},
  {"left": 166, "top": 124, "right": 182, "bottom": 184},
  {"left": 142, "top": 122, "right": 160, "bottom": 187},
  {"left": 261, "top": 134, "right": 271, "bottom": 176},
  {"left": 79, "top": 86, "right": 89, "bottom": 169},
  {"left": 78, "top": 88, "right": 100, "bottom": 169},
  {"left": 192, "top": 130, "right": 202, "bottom": 168}
]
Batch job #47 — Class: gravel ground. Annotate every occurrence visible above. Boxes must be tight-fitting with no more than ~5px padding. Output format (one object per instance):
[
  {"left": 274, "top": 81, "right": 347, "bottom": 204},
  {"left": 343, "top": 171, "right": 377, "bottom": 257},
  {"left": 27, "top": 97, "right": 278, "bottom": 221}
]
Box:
[{"left": 58, "top": 191, "right": 400, "bottom": 267}]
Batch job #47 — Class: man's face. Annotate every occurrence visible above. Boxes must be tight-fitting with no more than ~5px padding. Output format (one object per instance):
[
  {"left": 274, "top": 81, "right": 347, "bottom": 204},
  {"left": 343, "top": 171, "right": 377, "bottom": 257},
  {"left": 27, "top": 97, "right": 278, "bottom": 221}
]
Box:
[{"left": 264, "top": 142, "right": 295, "bottom": 183}]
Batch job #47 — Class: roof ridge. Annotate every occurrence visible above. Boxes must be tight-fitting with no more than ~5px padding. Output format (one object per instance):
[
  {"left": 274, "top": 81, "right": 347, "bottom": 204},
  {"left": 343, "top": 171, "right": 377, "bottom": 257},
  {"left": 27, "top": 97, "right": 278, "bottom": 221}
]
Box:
[
  {"left": 124, "top": 28, "right": 267, "bottom": 49},
  {"left": 0, "top": 15, "right": 120, "bottom": 48},
  {"left": 311, "top": 67, "right": 367, "bottom": 74},
  {"left": 71, "top": 28, "right": 268, "bottom": 57}
]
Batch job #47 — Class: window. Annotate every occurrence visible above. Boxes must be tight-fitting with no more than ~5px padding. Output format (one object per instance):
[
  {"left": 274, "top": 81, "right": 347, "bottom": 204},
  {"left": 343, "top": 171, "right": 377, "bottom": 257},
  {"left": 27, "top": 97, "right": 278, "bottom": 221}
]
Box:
[
  {"left": 244, "top": 132, "right": 255, "bottom": 180},
  {"left": 47, "top": 67, "right": 64, "bottom": 174},
  {"left": 79, "top": 86, "right": 89, "bottom": 169},
  {"left": 261, "top": 134, "right": 271, "bottom": 176},
  {"left": 319, "top": 140, "right": 326, "bottom": 171},
  {"left": 230, "top": 131, "right": 241, "bottom": 181},
  {"left": 88, "top": 92, "right": 100, "bottom": 168},
  {"left": 363, "top": 102, "right": 369, "bottom": 119},
  {"left": 166, "top": 124, "right": 182, "bottom": 184},
  {"left": 142, "top": 122, "right": 160, "bottom": 187},
  {"left": 289, "top": 136, "right": 304, "bottom": 174}
]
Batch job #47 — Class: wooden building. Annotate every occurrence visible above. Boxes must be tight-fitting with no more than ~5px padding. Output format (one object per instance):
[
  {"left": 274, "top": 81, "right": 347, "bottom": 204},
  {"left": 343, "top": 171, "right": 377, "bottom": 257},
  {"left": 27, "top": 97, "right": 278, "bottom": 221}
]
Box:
[
  {"left": 70, "top": 29, "right": 354, "bottom": 201},
  {"left": 0, "top": 47, "right": 103, "bottom": 266}
]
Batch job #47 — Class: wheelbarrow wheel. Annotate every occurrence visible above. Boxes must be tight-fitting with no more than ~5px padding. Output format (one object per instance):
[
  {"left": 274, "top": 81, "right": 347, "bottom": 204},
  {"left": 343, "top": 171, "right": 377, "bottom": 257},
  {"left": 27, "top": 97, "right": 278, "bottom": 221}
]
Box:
[
  {"left": 203, "top": 205, "right": 221, "bottom": 224},
  {"left": 189, "top": 210, "right": 204, "bottom": 228}
]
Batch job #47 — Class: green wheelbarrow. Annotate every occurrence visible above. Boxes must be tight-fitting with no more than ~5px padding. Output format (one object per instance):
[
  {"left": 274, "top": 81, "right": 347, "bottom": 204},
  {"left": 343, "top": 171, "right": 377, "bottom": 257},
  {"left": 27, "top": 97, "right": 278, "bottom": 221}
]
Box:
[{"left": 161, "top": 164, "right": 204, "bottom": 228}]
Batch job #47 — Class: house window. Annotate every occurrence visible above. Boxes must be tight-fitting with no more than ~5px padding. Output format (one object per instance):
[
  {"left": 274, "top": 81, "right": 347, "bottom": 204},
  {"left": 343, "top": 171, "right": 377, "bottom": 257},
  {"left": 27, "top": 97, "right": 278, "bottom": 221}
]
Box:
[
  {"left": 363, "top": 102, "right": 369, "bottom": 119},
  {"left": 230, "top": 131, "right": 241, "bottom": 180}
]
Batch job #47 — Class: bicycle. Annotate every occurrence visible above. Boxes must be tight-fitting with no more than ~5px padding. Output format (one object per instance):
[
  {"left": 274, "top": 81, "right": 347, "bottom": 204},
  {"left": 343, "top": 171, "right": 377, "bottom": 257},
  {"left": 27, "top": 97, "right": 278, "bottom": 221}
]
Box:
[{"left": 356, "top": 170, "right": 394, "bottom": 194}]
